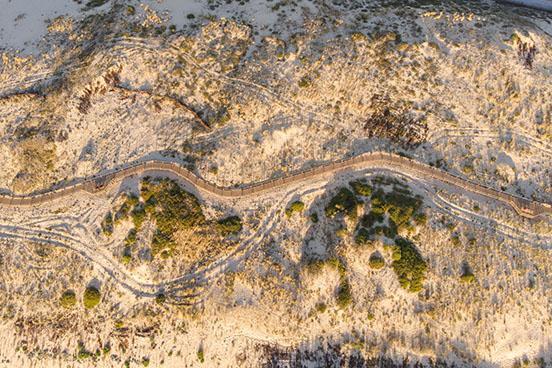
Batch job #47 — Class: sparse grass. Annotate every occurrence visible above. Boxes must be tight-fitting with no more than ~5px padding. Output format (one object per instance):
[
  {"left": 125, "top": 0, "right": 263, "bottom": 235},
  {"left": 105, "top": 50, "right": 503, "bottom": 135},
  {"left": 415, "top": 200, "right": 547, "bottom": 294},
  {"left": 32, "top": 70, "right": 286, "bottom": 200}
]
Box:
[
  {"left": 83, "top": 286, "right": 101, "bottom": 309},
  {"left": 285, "top": 201, "right": 305, "bottom": 217},
  {"left": 391, "top": 238, "right": 427, "bottom": 292},
  {"left": 59, "top": 290, "right": 77, "bottom": 308},
  {"left": 216, "top": 216, "right": 242, "bottom": 236}
]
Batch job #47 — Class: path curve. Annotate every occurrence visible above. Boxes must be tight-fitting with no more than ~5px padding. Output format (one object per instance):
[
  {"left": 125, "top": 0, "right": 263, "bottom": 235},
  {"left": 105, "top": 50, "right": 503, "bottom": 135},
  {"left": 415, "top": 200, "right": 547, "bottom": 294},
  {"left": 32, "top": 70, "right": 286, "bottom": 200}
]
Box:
[{"left": 0, "top": 152, "right": 550, "bottom": 219}]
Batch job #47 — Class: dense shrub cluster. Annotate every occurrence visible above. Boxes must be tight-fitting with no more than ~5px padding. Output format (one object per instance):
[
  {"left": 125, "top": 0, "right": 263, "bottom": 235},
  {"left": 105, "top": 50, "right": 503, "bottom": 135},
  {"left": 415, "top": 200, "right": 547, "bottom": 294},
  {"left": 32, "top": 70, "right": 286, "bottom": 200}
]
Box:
[
  {"left": 141, "top": 178, "right": 205, "bottom": 258},
  {"left": 324, "top": 188, "right": 358, "bottom": 219},
  {"left": 391, "top": 238, "right": 427, "bottom": 292},
  {"left": 354, "top": 182, "right": 425, "bottom": 244},
  {"left": 349, "top": 180, "right": 373, "bottom": 197}
]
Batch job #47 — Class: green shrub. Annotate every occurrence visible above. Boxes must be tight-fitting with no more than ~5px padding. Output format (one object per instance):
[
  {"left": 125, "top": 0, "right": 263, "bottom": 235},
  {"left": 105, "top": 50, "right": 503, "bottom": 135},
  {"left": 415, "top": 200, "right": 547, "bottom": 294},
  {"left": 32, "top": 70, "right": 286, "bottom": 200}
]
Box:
[
  {"left": 360, "top": 211, "right": 384, "bottom": 228},
  {"left": 354, "top": 228, "right": 372, "bottom": 246},
  {"left": 336, "top": 228, "right": 348, "bottom": 238},
  {"left": 310, "top": 212, "right": 319, "bottom": 223},
  {"left": 315, "top": 302, "right": 327, "bottom": 313},
  {"left": 285, "top": 201, "right": 305, "bottom": 217},
  {"left": 460, "top": 262, "right": 476, "bottom": 283},
  {"left": 121, "top": 246, "right": 132, "bottom": 265},
  {"left": 325, "top": 188, "right": 358, "bottom": 219},
  {"left": 391, "top": 245, "right": 402, "bottom": 261},
  {"left": 124, "top": 228, "right": 137, "bottom": 246},
  {"left": 349, "top": 180, "right": 373, "bottom": 196},
  {"left": 451, "top": 234, "right": 461, "bottom": 247},
  {"left": 298, "top": 76, "right": 311, "bottom": 88},
  {"left": 85, "top": 0, "right": 109, "bottom": 9},
  {"left": 216, "top": 216, "right": 243, "bottom": 236},
  {"left": 197, "top": 347, "right": 205, "bottom": 363},
  {"left": 460, "top": 273, "right": 476, "bottom": 283},
  {"left": 336, "top": 278, "right": 352, "bottom": 308},
  {"left": 304, "top": 259, "right": 325, "bottom": 275},
  {"left": 114, "top": 201, "right": 131, "bottom": 223},
  {"left": 155, "top": 293, "right": 166, "bottom": 304},
  {"left": 131, "top": 205, "right": 146, "bottom": 230},
  {"left": 368, "top": 253, "right": 385, "bottom": 269},
  {"left": 83, "top": 286, "right": 101, "bottom": 309},
  {"left": 77, "top": 343, "right": 93, "bottom": 360},
  {"left": 413, "top": 212, "right": 427, "bottom": 226},
  {"left": 142, "top": 357, "right": 150, "bottom": 367},
  {"left": 391, "top": 238, "right": 427, "bottom": 292},
  {"left": 60, "top": 290, "right": 77, "bottom": 308},
  {"left": 101, "top": 212, "right": 113, "bottom": 236}
]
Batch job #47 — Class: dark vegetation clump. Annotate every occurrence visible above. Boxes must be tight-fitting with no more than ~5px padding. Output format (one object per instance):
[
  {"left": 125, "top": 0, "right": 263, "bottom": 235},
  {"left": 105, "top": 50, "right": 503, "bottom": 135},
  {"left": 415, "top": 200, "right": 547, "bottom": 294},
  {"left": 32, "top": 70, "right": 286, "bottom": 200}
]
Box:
[
  {"left": 85, "top": 0, "right": 109, "bottom": 9},
  {"left": 363, "top": 94, "right": 428, "bottom": 148},
  {"left": 101, "top": 212, "right": 113, "bottom": 236},
  {"left": 368, "top": 253, "right": 385, "bottom": 269},
  {"left": 325, "top": 188, "right": 358, "bottom": 219},
  {"left": 354, "top": 180, "right": 425, "bottom": 244},
  {"left": 216, "top": 216, "right": 243, "bottom": 236},
  {"left": 391, "top": 237, "right": 427, "bottom": 292}
]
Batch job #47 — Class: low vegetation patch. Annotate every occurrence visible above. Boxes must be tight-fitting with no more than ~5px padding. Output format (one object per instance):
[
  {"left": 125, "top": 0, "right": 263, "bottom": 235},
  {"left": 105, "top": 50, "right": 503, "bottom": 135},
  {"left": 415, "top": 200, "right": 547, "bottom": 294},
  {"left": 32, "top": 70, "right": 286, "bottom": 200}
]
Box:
[{"left": 216, "top": 216, "right": 243, "bottom": 236}]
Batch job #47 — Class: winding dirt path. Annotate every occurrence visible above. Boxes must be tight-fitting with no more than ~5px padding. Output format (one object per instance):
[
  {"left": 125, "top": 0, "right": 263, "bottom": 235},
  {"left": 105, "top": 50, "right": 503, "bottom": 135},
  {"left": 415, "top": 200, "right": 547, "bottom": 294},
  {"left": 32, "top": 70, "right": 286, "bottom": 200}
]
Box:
[{"left": 0, "top": 151, "right": 550, "bottom": 219}]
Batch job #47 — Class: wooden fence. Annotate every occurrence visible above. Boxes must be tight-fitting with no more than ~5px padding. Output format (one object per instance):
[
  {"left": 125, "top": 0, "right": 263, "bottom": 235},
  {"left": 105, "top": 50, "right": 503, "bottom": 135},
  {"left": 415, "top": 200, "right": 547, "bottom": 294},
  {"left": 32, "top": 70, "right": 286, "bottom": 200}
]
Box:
[{"left": 0, "top": 152, "right": 550, "bottom": 219}]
